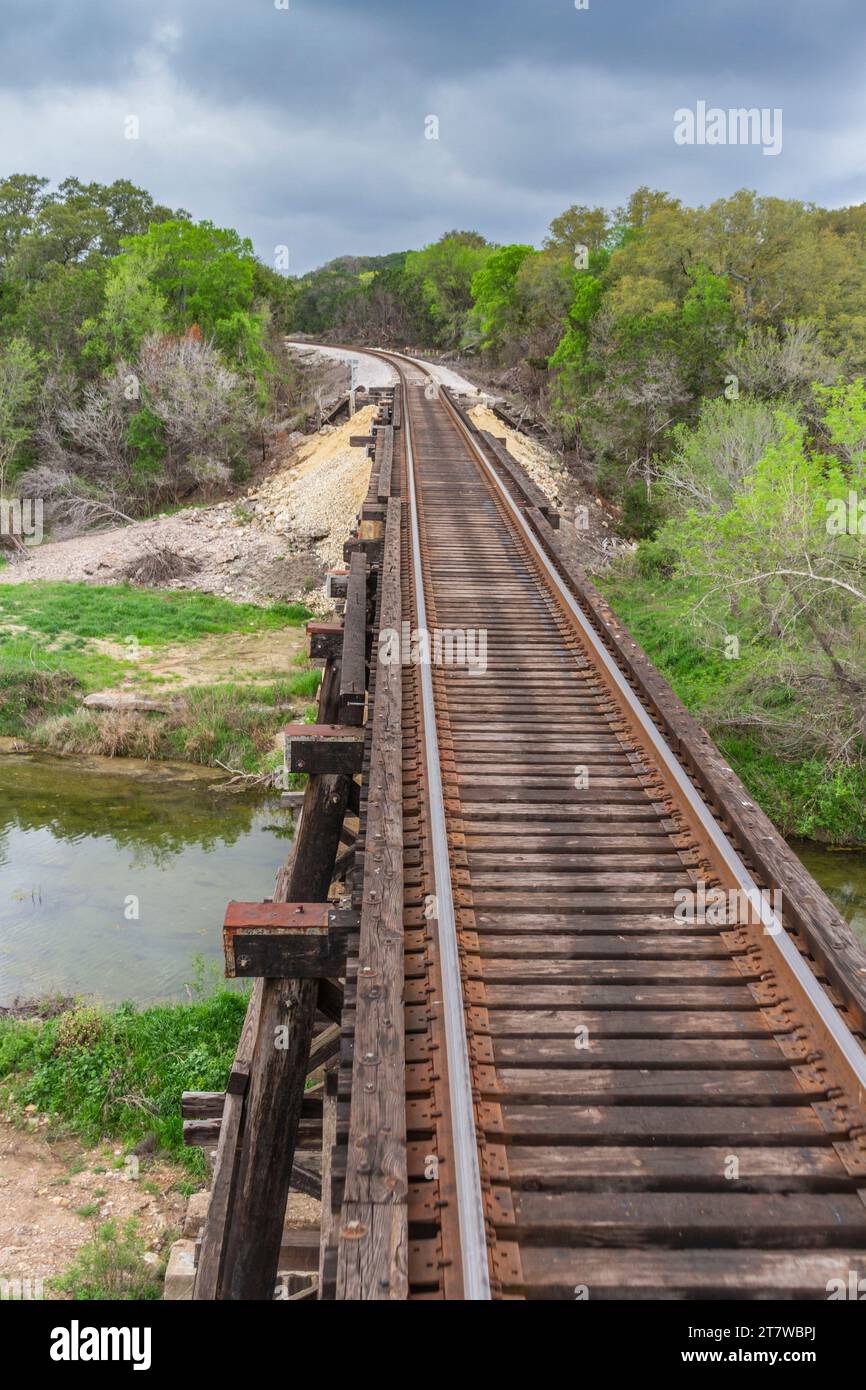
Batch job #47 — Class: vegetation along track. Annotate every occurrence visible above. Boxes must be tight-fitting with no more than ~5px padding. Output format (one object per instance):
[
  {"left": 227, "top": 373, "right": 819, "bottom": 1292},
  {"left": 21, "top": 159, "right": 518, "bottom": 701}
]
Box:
[{"left": 340, "top": 347, "right": 866, "bottom": 1300}]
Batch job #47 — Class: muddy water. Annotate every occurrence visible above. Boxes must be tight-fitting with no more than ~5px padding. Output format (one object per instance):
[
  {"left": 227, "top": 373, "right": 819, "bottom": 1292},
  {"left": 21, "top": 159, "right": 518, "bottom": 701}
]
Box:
[
  {"left": 1, "top": 754, "right": 865, "bottom": 1008},
  {"left": 0, "top": 753, "right": 292, "bottom": 1006},
  {"left": 790, "top": 840, "right": 866, "bottom": 947}
]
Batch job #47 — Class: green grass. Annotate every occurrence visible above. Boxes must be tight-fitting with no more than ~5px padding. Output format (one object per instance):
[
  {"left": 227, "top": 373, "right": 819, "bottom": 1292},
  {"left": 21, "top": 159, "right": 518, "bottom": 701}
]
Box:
[
  {"left": 599, "top": 568, "right": 866, "bottom": 845},
  {"left": 0, "top": 581, "right": 310, "bottom": 645},
  {"left": 0, "top": 582, "right": 317, "bottom": 752},
  {"left": 0, "top": 979, "right": 249, "bottom": 1174}
]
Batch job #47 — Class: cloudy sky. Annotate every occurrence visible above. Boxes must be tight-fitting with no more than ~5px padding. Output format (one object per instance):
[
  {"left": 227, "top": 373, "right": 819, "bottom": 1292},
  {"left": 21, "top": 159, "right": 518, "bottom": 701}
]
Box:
[{"left": 4, "top": 0, "right": 866, "bottom": 271}]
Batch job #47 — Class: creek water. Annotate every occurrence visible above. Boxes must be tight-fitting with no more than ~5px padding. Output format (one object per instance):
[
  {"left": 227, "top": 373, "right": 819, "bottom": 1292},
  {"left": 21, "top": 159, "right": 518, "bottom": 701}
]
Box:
[
  {"left": 0, "top": 753, "right": 293, "bottom": 1006},
  {"left": 1, "top": 755, "right": 864, "bottom": 1007}
]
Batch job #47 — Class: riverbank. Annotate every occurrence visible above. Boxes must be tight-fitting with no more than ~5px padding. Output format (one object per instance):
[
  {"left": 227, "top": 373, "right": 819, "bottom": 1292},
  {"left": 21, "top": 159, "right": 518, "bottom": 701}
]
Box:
[
  {"left": 0, "top": 582, "right": 318, "bottom": 774},
  {"left": 0, "top": 988, "right": 246, "bottom": 1299}
]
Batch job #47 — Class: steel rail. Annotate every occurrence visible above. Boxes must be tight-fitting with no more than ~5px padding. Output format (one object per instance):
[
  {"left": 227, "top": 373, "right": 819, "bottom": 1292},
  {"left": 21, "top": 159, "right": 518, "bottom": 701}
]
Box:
[
  {"left": 367, "top": 344, "right": 866, "bottom": 1099},
  {"left": 426, "top": 377, "right": 866, "bottom": 1104},
  {"left": 398, "top": 361, "right": 493, "bottom": 1300}
]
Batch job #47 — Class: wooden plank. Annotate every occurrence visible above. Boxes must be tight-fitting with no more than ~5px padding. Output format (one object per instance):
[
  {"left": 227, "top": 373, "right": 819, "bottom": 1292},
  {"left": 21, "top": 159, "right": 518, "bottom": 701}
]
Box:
[
  {"left": 317, "top": 978, "right": 344, "bottom": 1024},
  {"left": 339, "top": 551, "right": 367, "bottom": 724},
  {"left": 499, "top": 1144, "right": 849, "bottom": 1191},
  {"left": 480, "top": 1009, "right": 772, "bottom": 1038},
  {"left": 504, "top": 1191, "right": 866, "bottom": 1247},
  {"left": 182, "top": 1091, "right": 224, "bottom": 1119},
  {"left": 336, "top": 494, "right": 407, "bottom": 1301},
  {"left": 307, "top": 1023, "right": 341, "bottom": 1075},
  {"left": 216, "top": 656, "right": 353, "bottom": 1300},
  {"left": 318, "top": 1063, "right": 338, "bottom": 1298},
  {"left": 501, "top": 1247, "right": 866, "bottom": 1298},
  {"left": 223, "top": 902, "right": 353, "bottom": 980},
  {"left": 192, "top": 1089, "right": 244, "bottom": 1298},
  {"left": 283, "top": 723, "right": 365, "bottom": 776},
  {"left": 391, "top": 386, "right": 402, "bottom": 431},
  {"left": 376, "top": 426, "right": 394, "bottom": 501},
  {"left": 491, "top": 1037, "right": 788, "bottom": 1066},
  {"left": 499, "top": 1104, "right": 833, "bottom": 1142},
  {"left": 490, "top": 1068, "right": 822, "bottom": 1104}
]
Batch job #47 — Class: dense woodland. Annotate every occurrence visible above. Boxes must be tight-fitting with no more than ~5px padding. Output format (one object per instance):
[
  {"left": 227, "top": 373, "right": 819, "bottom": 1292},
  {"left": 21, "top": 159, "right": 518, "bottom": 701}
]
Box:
[{"left": 1, "top": 176, "right": 865, "bottom": 837}]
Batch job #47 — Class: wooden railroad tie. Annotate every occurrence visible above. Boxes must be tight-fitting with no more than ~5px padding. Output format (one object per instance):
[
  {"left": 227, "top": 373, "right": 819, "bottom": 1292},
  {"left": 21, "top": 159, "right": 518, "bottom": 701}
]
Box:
[
  {"left": 283, "top": 722, "right": 365, "bottom": 777},
  {"left": 222, "top": 901, "right": 357, "bottom": 979}
]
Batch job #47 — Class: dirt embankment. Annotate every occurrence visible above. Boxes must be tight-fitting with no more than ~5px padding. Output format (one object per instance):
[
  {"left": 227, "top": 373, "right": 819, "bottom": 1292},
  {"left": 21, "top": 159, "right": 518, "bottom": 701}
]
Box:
[
  {"left": 0, "top": 1116, "right": 185, "bottom": 1296},
  {"left": 0, "top": 407, "right": 375, "bottom": 609}
]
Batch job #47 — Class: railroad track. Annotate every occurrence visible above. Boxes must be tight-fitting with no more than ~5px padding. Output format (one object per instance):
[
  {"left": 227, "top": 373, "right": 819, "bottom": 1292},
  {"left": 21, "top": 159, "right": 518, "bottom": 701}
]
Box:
[{"left": 334, "top": 348, "right": 866, "bottom": 1301}]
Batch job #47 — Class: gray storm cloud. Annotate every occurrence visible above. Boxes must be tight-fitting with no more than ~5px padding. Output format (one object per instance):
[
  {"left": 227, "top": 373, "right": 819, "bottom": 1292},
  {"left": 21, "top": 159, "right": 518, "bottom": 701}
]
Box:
[{"left": 1, "top": 0, "right": 865, "bottom": 269}]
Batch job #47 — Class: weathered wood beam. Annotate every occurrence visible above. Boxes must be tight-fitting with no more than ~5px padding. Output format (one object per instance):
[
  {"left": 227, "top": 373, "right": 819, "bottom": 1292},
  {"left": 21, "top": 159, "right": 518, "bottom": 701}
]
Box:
[
  {"left": 317, "top": 978, "right": 344, "bottom": 1024},
  {"left": 339, "top": 551, "right": 367, "bottom": 726},
  {"left": 223, "top": 901, "right": 355, "bottom": 979},
  {"left": 216, "top": 652, "right": 357, "bottom": 1301},
  {"left": 283, "top": 722, "right": 365, "bottom": 776},
  {"left": 376, "top": 425, "right": 394, "bottom": 502},
  {"left": 336, "top": 495, "right": 407, "bottom": 1301},
  {"left": 318, "top": 1062, "right": 339, "bottom": 1299}
]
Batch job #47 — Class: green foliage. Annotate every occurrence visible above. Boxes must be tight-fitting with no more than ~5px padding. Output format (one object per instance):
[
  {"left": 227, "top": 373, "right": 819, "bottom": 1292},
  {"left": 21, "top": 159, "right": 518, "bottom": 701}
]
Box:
[
  {"left": 55, "top": 1218, "right": 163, "bottom": 1300},
  {"left": 620, "top": 480, "right": 665, "bottom": 539},
  {"left": 0, "top": 175, "right": 305, "bottom": 522},
  {"left": 90, "top": 219, "right": 268, "bottom": 374},
  {"left": 125, "top": 404, "right": 166, "bottom": 481},
  {"left": 470, "top": 243, "right": 534, "bottom": 350},
  {"left": 662, "top": 395, "right": 788, "bottom": 513},
  {"left": 55, "top": 1006, "right": 105, "bottom": 1053},
  {"left": 0, "top": 988, "right": 249, "bottom": 1167},
  {"left": 403, "top": 231, "right": 492, "bottom": 348},
  {"left": 0, "top": 336, "right": 42, "bottom": 489}
]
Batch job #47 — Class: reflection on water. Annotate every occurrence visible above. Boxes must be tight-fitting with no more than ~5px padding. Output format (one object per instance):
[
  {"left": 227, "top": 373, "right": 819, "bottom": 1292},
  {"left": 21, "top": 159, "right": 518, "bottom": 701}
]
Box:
[
  {"left": 0, "top": 753, "right": 292, "bottom": 1006},
  {"left": 2, "top": 752, "right": 864, "bottom": 1009},
  {"left": 791, "top": 840, "right": 866, "bottom": 947}
]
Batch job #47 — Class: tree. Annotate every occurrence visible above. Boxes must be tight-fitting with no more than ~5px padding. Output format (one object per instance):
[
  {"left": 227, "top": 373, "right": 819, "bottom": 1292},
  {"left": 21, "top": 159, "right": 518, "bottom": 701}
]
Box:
[
  {"left": 403, "top": 233, "right": 492, "bottom": 348},
  {"left": 0, "top": 337, "right": 41, "bottom": 495},
  {"left": 661, "top": 396, "right": 788, "bottom": 513},
  {"left": 470, "top": 244, "right": 534, "bottom": 352},
  {"left": 91, "top": 220, "right": 268, "bottom": 372},
  {"left": 544, "top": 204, "right": 609, "bottom": 255}
]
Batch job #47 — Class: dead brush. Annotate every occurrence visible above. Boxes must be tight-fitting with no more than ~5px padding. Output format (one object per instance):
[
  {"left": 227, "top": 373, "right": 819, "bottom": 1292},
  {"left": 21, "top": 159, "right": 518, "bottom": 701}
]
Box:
[{"left": 123, "top": 544, "right": 201, "bottom": 586}]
